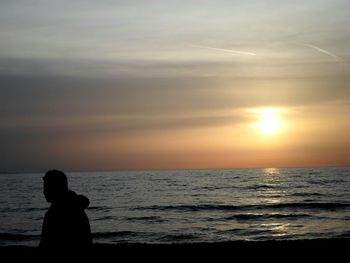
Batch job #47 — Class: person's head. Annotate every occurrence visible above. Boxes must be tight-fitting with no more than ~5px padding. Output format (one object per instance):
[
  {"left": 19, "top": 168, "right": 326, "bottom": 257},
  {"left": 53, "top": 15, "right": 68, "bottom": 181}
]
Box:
[{"left": 43, "top": 170, "right": 68, "bottom": 203}]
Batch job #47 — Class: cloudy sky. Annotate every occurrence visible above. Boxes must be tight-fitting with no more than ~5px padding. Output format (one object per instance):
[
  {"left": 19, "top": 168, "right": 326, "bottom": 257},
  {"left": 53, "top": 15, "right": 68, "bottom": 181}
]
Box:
[{"left": 1, "top": 0, "right": 349, "bottom": 172}]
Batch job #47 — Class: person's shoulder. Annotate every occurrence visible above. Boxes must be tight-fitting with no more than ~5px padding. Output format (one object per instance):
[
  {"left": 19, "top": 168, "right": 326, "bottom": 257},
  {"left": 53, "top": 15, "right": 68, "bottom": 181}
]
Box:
[{"left": 66, "top": 191, "right": 90, "bottom": 210}]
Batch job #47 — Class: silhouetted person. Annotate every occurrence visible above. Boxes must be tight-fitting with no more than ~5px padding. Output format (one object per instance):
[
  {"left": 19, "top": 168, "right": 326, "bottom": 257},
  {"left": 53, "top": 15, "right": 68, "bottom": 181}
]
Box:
[{"left": 40, "top": 169, "right": 92, "bottom": 248}]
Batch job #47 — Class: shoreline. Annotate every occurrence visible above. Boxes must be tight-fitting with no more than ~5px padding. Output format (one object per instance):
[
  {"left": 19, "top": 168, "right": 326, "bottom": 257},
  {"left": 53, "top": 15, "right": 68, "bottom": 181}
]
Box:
[{"left": 1, "top": 238, "right": 349, "bottom": 258}]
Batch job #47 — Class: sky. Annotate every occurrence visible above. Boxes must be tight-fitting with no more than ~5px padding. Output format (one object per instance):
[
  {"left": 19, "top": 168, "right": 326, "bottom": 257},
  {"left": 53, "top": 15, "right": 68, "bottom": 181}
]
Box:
[{"left": 1, "top": 0, "right": 349, "bottom": 172}]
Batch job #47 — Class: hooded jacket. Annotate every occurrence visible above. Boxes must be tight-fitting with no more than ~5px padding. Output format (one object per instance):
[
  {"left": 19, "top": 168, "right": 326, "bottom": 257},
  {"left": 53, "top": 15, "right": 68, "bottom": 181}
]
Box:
[{"left": 40, "top": 190, "right": 92, "bottom": 248}]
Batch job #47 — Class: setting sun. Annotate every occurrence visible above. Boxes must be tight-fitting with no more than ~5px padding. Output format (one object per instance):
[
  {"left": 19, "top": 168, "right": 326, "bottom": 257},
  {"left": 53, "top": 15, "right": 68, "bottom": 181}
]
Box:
[{"left": 258, "top": 109, "right": 281, "bottom": 135}]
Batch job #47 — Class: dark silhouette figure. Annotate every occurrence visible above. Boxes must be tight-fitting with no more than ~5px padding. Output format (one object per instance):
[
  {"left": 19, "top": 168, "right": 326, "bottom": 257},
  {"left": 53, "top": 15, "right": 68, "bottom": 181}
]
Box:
[{"left": 40, "top": 170, "right": 92, "bottom": 248}]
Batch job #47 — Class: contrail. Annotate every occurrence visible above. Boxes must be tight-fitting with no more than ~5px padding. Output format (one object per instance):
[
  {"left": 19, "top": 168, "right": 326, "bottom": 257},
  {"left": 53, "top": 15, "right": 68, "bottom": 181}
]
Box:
[
  {"left": 191, "top": 44, "right": 256, "bottom": 56},
  {"left": 303, "top": 43, "right": 341, "bottom": 61}
]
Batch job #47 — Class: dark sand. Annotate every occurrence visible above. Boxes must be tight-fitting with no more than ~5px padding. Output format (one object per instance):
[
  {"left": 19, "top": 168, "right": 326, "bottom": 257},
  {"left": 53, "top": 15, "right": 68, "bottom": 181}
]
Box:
[{"left": 1, "top": 238, "right": 349, "bottom": 260}]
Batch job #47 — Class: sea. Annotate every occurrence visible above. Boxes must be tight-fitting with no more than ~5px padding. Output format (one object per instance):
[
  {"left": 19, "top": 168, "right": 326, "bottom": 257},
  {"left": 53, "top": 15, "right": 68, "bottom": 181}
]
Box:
[{"left": 0, "top": 167, "right": 349, "bottom": 246}]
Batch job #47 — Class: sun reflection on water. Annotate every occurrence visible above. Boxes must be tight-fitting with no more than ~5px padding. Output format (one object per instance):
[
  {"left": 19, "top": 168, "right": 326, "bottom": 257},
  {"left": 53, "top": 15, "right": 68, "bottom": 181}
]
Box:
[
  {"left": 257, "top": 168, "right": 287, "bottom": 204},
  {"left": 263, "top": 168, "right": 281, "bottom": 177}
]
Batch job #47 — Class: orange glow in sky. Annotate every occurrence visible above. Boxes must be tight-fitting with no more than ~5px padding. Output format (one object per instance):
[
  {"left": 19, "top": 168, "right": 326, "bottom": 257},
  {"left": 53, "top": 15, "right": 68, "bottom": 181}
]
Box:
[{"left": 1, "top": 1, "right": 349, "bottom": 172}]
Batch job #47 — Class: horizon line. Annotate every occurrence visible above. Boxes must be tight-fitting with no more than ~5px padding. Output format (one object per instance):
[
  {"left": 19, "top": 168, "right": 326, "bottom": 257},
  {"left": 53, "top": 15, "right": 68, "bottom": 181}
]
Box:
[{"left": 2, "top": 164, "right": 349, "bottom": 175}]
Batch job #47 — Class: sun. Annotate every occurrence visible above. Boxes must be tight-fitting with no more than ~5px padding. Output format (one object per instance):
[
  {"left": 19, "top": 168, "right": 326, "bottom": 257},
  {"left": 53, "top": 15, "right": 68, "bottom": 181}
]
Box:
[{"left": 257, "top": 109, "right": 281, "bottom": 135}]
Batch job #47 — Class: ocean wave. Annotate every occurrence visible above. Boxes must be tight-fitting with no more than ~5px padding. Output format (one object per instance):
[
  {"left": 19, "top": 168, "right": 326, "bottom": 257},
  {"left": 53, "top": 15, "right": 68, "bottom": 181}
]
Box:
[
  {"left": 218, "top": 228, "right": 277, "bottom": 236},
  {"left": 336, "top": 231, "right": 350, "bottom": 238},
  {"left": 224, "top": 213, "right": 312, "bottom": 221},
  {"left": 88, "top": 206, "right": 112, "bottom": 212},
  {"left": 245, "top": 184, "right": 287, "bottom": 190},
  {"left": 24, "top": 207, "right": 47, "bottom": 212},
  {"left": 158, "top": 233, "right": 199, "bottom": 242},
  {"left": 267, "top": 202, "right": 350, "bottom": 210},
  {"left": 126, "top": 216, "right": 166, "bottom": 223},
  {"left": 0, "top": 207, "right": 47, "bottom": 213},
  {"left": 92, "top": 231, "right": 139, "bottom": 239},
  {"left": 134, "top": 202, "right": 350, "bottom": 212},
  {"left": 132, "top": 204, "right": 241, "bottom": 212},
  {"left": 194, "top": 185, "right": 239, "bottom": 191},
  {"left": 307, "top": 179, "right": 347, "bottom": 185},
  {"left": 95, "top": 215, "right": 116, "bottom": 221},
  {"left": 291, "top": 192, "right": 324, "bottom": 197}
]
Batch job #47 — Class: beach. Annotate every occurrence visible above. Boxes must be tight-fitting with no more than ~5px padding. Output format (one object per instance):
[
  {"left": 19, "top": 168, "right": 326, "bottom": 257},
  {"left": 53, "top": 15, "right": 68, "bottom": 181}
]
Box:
[{"left": 1, "top": 238, "right": 349, "bottom": 260}]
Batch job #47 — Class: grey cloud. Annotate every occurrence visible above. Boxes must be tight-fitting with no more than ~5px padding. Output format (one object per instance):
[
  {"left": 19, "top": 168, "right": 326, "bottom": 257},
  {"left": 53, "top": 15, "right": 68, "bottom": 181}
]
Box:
[
  {"left": 1, "top": 73, "right": 349, "bottom": 123},
  {"left": 0, "top": 54, "right": 349, "bottom": 79},
  {"left": 0, "top": 113, "right": 245, "bottom": 141},
  {"left": 1, "top": 1, "right": 349, "bottom": 61}
]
